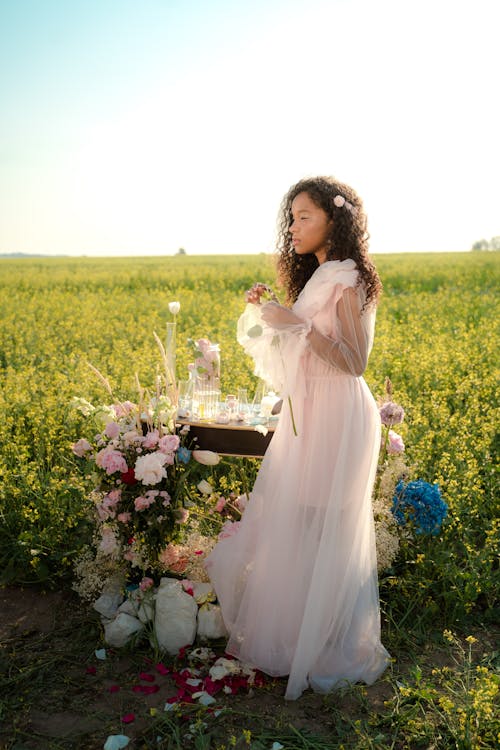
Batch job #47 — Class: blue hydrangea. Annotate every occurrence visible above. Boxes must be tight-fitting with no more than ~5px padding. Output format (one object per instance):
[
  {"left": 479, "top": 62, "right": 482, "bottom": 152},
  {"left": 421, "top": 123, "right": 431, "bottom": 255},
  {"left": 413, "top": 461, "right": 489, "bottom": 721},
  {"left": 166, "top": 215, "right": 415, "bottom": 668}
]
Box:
[
  {"left": 392, "top": 479, "right": 448, "bottom": 535},
  {"left": 176, "top": 446, "right": 191, "bottom": 464}
]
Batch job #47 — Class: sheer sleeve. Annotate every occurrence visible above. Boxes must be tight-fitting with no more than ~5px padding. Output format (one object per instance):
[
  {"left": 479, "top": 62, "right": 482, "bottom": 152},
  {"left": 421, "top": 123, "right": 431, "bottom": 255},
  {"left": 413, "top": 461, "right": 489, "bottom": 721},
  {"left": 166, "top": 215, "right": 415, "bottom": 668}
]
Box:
[{"left": 306, "top": 286, "right": 372, "bottom": 376}]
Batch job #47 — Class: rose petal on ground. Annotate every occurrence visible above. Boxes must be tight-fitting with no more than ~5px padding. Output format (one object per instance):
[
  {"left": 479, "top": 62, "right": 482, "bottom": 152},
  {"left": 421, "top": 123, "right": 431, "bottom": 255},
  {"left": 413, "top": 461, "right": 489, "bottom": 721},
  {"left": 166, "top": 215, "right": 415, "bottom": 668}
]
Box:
[
  {"left": 138, "top": 671, "right": 156, "bottom": 682},
  {"left": 85, "top": 665, "right": 97, "bottom": 675},
  {"left": 121, "top": 713, "right": 135, "bottom": 724},
  {"left": 108, "top": 684, "right": 121, "bottom": 693},
  {"left": 192, "top": 690, "right": 216, "bottom": 706},
  {"left": 155, "top": 663, "right": 169, "bottom": 675},
  {"left": 104, "top": 735, "right": 130, "bottom": 750}
]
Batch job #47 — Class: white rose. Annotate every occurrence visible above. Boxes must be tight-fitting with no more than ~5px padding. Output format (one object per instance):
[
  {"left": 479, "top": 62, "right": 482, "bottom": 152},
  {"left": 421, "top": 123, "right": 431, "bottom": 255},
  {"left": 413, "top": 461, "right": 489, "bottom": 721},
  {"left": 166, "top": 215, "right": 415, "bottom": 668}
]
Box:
[
  {"left": 134, "top": 452, "right": 168, "bottom": 485},
  {"left": 192, "top": 449, "right": 220, "bottom": 466},
  {"left": 168, "top": 301, "right": 181, "bottom": 315}
]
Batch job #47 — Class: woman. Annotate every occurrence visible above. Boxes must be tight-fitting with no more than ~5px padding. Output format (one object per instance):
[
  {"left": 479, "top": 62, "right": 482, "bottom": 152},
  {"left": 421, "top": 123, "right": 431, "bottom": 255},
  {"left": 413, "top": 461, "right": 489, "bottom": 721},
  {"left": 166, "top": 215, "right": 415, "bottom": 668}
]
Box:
[{"left": 205, "top": 176, "right": 390, "bottom": 700}]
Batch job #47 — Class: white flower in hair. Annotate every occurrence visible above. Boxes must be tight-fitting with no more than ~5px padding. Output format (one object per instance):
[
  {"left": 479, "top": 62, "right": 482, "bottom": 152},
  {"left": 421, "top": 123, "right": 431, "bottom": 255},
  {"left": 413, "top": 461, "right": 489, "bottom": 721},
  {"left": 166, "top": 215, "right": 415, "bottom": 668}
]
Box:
[{"left": 333, "top": 194, "right": 346, "bottom": 207}]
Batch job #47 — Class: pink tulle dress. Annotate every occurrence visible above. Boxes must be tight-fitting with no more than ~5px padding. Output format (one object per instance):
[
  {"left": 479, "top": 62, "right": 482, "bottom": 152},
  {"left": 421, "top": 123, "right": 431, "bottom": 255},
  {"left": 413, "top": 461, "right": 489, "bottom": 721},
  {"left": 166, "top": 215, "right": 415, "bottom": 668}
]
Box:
[{"left": 205, "top": 259, "right": 390, "bottom": 700}]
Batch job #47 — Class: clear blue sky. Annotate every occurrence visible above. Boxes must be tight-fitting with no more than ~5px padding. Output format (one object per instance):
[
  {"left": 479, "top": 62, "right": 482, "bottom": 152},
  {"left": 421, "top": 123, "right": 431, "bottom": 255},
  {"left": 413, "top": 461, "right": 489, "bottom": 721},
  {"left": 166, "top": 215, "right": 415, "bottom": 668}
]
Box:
[{"left": 1, "top": 0, "right": 498, "bottom": 256}]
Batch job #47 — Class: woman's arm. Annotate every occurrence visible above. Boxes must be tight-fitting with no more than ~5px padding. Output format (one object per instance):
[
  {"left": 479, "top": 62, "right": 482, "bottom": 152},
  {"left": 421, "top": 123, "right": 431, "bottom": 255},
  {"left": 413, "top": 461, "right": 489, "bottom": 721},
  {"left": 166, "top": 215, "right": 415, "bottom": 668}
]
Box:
[
  {"left": 306, "top": 287, "right": 370, "bottom": 376},
  {"left": 261, "top": 286, "right": 370, "bottom": 377}
]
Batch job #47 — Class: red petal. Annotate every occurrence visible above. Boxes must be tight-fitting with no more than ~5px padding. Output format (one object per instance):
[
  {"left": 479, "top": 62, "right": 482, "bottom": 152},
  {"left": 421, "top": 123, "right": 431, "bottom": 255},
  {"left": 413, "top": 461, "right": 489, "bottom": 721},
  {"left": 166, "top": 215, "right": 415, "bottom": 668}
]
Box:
[
  {"left": 108, "top": 684, "right": 121, "bottom": 693},
  {"left": 138, "top": 672, "right": 155, "bottom": 682},
  {"left": 142, "top": 685, "right": 160, "bottom": 695},
  {"left": 203, "top": 677, "right": 222, "bottom": 696},
  {"left": 155, "top": 663, "right": 170, "bottom": 675},
  {"left": 121, "top": 713, "right": 135, "bottom": 724},
  {"left": 85, "top": 666, "right": 97, "bottom": 675}
]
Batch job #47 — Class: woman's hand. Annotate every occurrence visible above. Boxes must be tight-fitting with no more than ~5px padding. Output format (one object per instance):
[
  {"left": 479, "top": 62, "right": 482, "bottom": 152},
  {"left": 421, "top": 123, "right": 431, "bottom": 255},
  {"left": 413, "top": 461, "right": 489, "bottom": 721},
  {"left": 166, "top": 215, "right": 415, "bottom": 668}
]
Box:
[{"left": 260, "top": 302, "right": 304, "bottom": 330}]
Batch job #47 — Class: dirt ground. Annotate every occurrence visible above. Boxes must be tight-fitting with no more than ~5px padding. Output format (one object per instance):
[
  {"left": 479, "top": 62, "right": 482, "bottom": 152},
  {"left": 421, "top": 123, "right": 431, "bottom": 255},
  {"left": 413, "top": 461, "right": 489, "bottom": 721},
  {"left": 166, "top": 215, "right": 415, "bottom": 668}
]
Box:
[{"left": 1, "top": 585, "right": 403, "bottom": 749}]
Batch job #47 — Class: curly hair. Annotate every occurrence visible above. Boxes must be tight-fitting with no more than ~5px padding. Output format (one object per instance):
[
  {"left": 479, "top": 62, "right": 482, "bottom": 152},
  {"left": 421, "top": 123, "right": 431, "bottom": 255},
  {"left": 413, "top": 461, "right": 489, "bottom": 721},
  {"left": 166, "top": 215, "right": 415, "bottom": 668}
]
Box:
[{"left": 275, "top": 176, "right": 382, "bottom": 309}]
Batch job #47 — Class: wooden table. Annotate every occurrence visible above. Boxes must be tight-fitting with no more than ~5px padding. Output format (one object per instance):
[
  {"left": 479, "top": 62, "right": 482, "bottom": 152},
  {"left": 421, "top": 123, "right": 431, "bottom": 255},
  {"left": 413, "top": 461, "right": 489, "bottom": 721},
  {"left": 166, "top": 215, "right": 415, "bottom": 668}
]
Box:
[{"left": 177, "top": 417, "right": 276, "bottom": 458}]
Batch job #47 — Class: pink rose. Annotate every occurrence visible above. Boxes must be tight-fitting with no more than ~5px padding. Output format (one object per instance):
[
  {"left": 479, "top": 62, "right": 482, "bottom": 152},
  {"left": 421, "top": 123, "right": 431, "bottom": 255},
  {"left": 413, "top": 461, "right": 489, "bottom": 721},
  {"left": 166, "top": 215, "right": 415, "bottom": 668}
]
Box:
[
  {"left": 139, "top": 577, "right": 154, "bottom": 592},
  {"left": 134, "top": 495, "right": 156, "bottom": 511},
  {"left": 197, "top": 338, "right": 211, "bottom": 352},
  {"left": 142, "top": 430, "right": 160, "bottom": 449},
  {"left": 117, "top": 512, "right": 132, "bottom": 523},
  {"left": 72, "top": 438, "right": 92, "bottom": 457},
  {"left": 215, "top": 496, "right": 227, "bottom": 513},
  {"left": 104, "top": 421, "right": 120, "bottom": 439},
  {"left": 158, "top": 434, "right": 180, "bottom": 453},
  {"left": 106, "top": 489, "right": 122, "bottom": 505},
  {"left": 96, "top": 447, "right": 128, "bottom": 475},
  {"left": 388, "top": 430, "right": 405, "bottom": 454}
]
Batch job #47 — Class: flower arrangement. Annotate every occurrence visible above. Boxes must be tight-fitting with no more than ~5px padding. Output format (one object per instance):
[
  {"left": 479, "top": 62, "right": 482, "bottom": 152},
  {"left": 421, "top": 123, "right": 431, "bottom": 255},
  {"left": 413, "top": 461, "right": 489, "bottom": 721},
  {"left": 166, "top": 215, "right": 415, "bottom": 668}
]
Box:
[
  {"left": 71, "top": 391, "right": 221, "bottom": 600},
  {"left": 187, "top": 338, "right": 220, "bottom": 383},
  {"left": 372, "top": 378, "right": 447, "bottom": 571}
]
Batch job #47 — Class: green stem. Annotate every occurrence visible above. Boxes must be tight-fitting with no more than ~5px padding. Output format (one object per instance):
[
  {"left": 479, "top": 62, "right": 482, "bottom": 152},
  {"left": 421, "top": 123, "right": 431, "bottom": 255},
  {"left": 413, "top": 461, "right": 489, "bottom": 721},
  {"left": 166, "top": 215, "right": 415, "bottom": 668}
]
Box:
[{"left": 288, "top": 395, "right": 298, "bottom": 437}]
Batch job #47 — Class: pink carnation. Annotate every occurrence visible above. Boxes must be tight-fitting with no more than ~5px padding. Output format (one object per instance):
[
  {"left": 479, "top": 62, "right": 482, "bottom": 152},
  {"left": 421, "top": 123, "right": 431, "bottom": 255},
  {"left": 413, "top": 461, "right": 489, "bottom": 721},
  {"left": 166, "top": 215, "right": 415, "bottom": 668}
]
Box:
[
  {"left": 96, "top": 447, "right": 128, "bottom": 475},
  {"left": 379, "top": 401, "right": 405, "bottom": 427}
]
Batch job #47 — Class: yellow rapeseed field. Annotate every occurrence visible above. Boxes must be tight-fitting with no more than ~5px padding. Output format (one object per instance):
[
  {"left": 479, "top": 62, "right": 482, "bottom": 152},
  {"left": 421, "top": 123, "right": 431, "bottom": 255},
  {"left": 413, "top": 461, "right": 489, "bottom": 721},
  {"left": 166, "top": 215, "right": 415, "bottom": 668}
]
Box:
[{"left": 0, "top": 252, "right": 498, "bottom": 622}]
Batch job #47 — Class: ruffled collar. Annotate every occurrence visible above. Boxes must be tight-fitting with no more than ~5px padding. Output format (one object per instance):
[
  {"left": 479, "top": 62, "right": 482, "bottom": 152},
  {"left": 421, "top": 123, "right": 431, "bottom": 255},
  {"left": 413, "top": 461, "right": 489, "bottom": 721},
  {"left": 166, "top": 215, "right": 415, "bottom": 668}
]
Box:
[{"left": 293, "top": 259, "right": 359, "bottom": 318}]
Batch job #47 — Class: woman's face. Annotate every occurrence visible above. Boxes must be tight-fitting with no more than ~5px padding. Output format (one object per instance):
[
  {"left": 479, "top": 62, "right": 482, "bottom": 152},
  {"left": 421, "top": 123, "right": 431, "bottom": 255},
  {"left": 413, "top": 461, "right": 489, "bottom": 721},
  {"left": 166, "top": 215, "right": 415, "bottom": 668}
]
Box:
[{"left": 289, "top": 191, "right": 333, "bottom": 264}]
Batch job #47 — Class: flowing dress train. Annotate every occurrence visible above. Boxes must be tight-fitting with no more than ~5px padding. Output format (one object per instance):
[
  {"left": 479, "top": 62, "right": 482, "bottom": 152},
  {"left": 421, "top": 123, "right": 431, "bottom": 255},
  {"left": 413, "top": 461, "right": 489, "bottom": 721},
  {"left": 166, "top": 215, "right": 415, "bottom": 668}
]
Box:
[{"left": 205, "top": 259, "right": 390, "bottom": 700}]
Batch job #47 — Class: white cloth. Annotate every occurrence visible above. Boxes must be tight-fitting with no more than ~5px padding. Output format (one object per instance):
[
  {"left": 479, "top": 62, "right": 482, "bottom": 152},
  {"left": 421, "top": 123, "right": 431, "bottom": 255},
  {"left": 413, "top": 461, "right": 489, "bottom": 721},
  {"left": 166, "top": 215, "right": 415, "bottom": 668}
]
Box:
[{"left": 206, "top": 259, "right": 390, "bottom": 699}]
